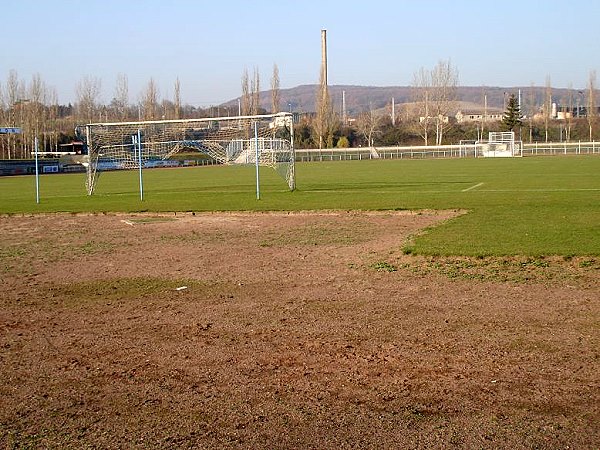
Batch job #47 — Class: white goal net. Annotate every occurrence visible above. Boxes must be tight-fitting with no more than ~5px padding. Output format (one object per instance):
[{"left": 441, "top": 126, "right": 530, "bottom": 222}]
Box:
[
  {"left": 478, "top": 131, "right": 522, "bottom": 157},
  {"left": 460, "top": 132, "right": 523, "bottom": 158},
  {"left": 79, "top": 113, "right": 295, "bottom": 195}
]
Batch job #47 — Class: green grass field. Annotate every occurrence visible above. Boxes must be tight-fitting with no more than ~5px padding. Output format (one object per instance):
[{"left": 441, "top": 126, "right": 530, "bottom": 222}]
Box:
[{"left": 1, "top": 156, "right": 599, "bottom": 256}]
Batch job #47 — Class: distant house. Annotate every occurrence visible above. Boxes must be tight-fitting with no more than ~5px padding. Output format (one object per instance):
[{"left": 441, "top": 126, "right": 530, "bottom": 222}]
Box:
[
  {"left": 556, "top": 110, "right": 573, "bottom": 120},
  {"left": 532, "top": 103, "right": 600, "bottom": 121},
  {"left": 455, "top": 110, "right": 503, "bottom": 124},
  {"left": 419, "top": 114, "right": 449, "bottom": 124},
  {"left": 555, "top": 105, "right": 600, "bottom": 119}
]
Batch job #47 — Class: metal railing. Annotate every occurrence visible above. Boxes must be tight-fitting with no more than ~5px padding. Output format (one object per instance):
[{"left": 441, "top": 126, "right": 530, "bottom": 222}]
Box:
[
  {"left": 295, "top": 141, "right": 598, "bottom": 162},
  {"left": 522, "top": 141, "right": 598, "bottom": 156},
  {"left": 295, "top": 145, "right": 470, "bottom": 162}
]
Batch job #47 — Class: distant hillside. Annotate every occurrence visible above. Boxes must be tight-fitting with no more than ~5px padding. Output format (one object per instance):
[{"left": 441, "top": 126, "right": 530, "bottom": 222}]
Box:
[{"left": 222, "top": 85, "right": 577, "bottom": 116}]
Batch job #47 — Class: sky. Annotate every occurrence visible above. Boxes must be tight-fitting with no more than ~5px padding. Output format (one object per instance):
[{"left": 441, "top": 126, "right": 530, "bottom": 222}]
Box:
[{"left": 1, "top": 0, "right": 598, "bottom": 106}]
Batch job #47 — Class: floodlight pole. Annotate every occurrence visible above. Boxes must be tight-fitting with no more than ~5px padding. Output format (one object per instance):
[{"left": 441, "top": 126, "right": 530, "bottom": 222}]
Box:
[
  {"left": 137, "top": 129, "right": 144, "bottom": 201},
  {"left": 254, "top": 121, "right": 260, "bottom": 200},
  {"left": 34, "top": 135, "right": 40, "bottom": 204}
]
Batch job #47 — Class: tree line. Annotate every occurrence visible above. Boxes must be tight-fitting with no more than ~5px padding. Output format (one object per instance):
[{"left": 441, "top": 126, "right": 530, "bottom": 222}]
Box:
[
  {"left": 1, "top": 65, "right": 598, "bottom": 159},
  {"left": 301, "top": 64, "right": 598, "bottom": 149},
  {"left": 0, "top": 70, "right": 224, "bottom": 159}
]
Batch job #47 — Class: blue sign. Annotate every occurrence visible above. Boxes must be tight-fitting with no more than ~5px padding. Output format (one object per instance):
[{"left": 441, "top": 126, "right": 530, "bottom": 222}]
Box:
[{"left": 0, "top": 127, "right": 22, "bottom": 134}]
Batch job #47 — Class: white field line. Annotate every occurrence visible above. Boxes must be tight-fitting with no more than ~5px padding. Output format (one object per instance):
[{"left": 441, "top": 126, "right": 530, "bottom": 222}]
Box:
[
  {"left": 308, "top": 187, "right": 600, "bottom": 194},
  {"left": 475, "top": 188, "right": 600, "bottom": 192},
  {"left": 462, "top": 182, "right": 484, "bottom": 192},
  {"left": 121, "top": 220, "right": 134, "bottom": 226}
]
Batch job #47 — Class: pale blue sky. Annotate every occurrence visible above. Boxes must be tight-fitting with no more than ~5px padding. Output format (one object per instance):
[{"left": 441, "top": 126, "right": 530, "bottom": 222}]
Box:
[{"left": 1, "top": 0, "right": 598, "bottom": 105}]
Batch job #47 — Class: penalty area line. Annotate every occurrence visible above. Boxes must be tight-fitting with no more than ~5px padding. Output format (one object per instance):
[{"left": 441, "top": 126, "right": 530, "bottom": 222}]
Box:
[{"left": 462, "top": 182, "right": 484, "bottom": 192}]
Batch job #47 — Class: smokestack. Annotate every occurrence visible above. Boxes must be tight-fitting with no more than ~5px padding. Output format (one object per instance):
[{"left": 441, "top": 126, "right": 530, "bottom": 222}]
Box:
[{"left": 321, "top": 29, "right": 328, "bottom": 88}]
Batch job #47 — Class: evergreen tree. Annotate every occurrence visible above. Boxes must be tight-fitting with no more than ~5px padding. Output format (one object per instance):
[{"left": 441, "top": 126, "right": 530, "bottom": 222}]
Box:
[{"left": 502, "top": 94, "right": 523, "bottom": 131}]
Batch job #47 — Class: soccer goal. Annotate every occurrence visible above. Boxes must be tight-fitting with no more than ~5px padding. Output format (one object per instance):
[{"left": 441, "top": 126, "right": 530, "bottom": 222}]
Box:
[
  {"left": 79, "top": 112, "right": 295, "bottom": 196},
  {"left": 475, "top": 131, "right": 523, "bottom": 157}
]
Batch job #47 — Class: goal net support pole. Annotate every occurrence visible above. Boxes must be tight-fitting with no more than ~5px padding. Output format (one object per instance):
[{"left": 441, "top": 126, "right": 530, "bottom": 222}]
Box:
[
  {"left": 136, "top": 129, "right": 143, "bottom": 201},
  {"left": 254, "top": 121, "right": 260, "bottom": 200}
]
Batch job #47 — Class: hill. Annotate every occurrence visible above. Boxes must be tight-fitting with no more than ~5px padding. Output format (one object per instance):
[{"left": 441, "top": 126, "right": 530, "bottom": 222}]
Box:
[{"left": 222, "top": 85, "right": 576, "bottom": 116}]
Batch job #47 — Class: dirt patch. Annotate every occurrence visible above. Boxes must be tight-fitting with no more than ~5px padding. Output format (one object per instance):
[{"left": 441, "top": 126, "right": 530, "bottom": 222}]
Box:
[{"left": 1, "top": 211, "right": 599, "bottom": 448}]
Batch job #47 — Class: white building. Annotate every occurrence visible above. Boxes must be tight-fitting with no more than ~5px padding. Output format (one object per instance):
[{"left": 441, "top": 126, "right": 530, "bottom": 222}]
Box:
[
  {"left": 419, "top": 114, "right": 449, "bottom": 124},
  {"left": 455, "top": 110, "right": 503, "bottom": 124}
]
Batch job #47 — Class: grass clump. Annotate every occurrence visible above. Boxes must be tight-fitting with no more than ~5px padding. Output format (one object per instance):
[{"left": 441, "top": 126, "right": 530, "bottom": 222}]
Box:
[
  {"left": 398, "top": 255, "right": 598, "bottom": 284},
  {"left": 48, "top": 277, "right": 202, "bottom": 306},
  {"left": 371, "top": 261, "right": 397, "bottom": 272}
]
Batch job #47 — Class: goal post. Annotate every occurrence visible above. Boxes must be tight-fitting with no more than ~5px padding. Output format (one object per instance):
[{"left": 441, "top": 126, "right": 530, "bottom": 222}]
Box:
[{"left": 79, "top": 112, "right": 295, "bottom": 196}]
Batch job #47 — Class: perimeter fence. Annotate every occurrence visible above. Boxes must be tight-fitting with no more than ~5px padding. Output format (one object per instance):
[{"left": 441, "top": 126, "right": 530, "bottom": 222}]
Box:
[{"left": 295, "top": 141, "right": 599, "bottom": 162}]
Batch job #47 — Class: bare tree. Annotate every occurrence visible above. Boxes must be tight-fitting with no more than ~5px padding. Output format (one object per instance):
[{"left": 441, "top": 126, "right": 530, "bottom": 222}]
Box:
[
  {"left": 411, "top": 67, "right": 431, "bottom": 145},
  {"left": 250, "top": 67, "right": 260, "bottom": 115},
  {"left": 314, "top": 54, "right": 335, "bottom": 149},
  {"left": 430, "top": 60, "right": 458, "bottom": 145},
  {"left": 174, "top": 77, "right": 181, "bottom": 119},
  {"left": 356, "top": 105, "right": 380, "bottom": 146},
  {"left": 564, "top": 83, "right": 574, "bottom": 141},
  {"left": 5, "top": 70, "right": 21, "bottom": 158},
  {"left": 0, "top": 81, "right": 5, "bottom": 158},
  {"left": 526, "top": 83, "right": 537, "bottom": 143},
  {"left": 544, "top": 75, "right": 552, "bottom": 142},
  {"left": 112, "top": 73, "right": 128, "bottom": 121},
  {"left": 160, "top": 99, "right": 172, "bottom": 120},
  {"left": 6, "top": 70, "right": 20, "bottom": 108},
  {"left": 47, "top": 87, "right": 59, "bottom": 152},
  {"left": 28, "top": 73, "right": 48, "bottom": 152},
  {"left": 241, "top": 68, "right": 250, "bottom": 116},
  {"left": 76, "top": 75, "right": 102, "bottom": 124},
  {"left": 587, "top": 70, "right": 597, "bottom": 141},
  {"left": 271, "top": 63, "right": 280, "bottom": 113},
  {"left": 29, "top": 73, "right": 46, "bottom": 132},
  {"left": 141, "top": 78, "right": 159, "bottom": 120}
]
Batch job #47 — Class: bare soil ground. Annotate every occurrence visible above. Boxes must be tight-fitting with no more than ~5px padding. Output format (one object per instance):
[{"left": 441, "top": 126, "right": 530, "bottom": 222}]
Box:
[{"left": 1, "top": 211, "right": 599, "bottom": 449}]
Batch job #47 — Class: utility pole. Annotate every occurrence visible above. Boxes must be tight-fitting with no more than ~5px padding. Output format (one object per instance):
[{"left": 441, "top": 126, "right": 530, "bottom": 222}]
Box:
[
  {"left": 518, "top": 89, "right": 523, "bottom": 141},
  {"left": 342, "top": 90, "right": 346, "bottom": 125},
  {"left": 484, "top": 93, "right": 487, "bottom": 124}
]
